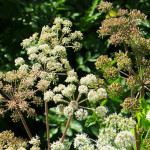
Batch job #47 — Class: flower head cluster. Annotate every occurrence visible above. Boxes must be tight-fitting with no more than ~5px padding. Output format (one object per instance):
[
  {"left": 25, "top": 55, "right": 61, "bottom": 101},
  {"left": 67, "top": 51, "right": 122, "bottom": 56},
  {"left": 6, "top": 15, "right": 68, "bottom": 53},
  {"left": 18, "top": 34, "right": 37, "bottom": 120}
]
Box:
[
  {"left": 108, "top": 83, "right": 123, "bottom": 98},
  {"left": 51, "top": 139, "right": 70, "bottom": 150},
  {"left": 0, "top": 70, "right": 42, "bottom": 122},
  {"left": 121, "top": 97, "right": 140, "bottom": 112},
  {"left": 103, "top": 66, "right": 118, "bottom": 80},
  {"left": 115, "top": 51, "right": 132, "bottom": 71},
  {"left": 97, "top": 2, "right": 150, "bottom": 58},
  {"left": 29, "top": 135, "right": 40, "bottom": 150},
  {"left": 95, "top": 55, "right": 112, "bottom": 70},
  {"left": 96, "top": 113, "right": 135, "bottom": 149},
  {"left": 97, "top": 1, "right": 113, "bottom": 13},
  {"left": 74, "top": 134, "right": 91, "bottom": 149},
  {"left": 114, "top": 131, "right": 134, "bottom": 149},
  {"left": 0, "top": 130, "right": 28, "bottom": 149}
]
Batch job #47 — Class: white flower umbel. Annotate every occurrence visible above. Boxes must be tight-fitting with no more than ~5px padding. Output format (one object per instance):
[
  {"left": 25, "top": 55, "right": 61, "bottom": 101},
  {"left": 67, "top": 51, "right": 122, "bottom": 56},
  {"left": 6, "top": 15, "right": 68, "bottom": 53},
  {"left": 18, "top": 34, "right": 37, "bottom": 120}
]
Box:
[
  {"left": 65, "top": 76, "right": 78, "bottom": 83},
  {"left": 29, "top": 135, "right": 40, "bottom": 146},
  {"left": 53, "top": 94, "right": 63, "bottom": 103},
  {"left": 97, "top": 88, "right": 107, "bottom": 99},
  {"left": 64, "top": 106, "right": 74, "bottom": 117},
  {"left": 51, "top": 139, "right": 70, "bottom": 150},
  {"left": 100, "top": 145, "right": 118, "bottom": 150},
  {"left": 17, "top": 147, "right": 26, "bottom": 150},
  {"left": 53, "top": 84, "right": 66, "bottom": 93},
  {"left": 80, "top": 74, "right": 97, "bottom": 87},
  {"left": 56, "top": 104, "right": 64, "bottom": 115},
  {"left": 97, "top": 127, "right": 116, "bottom": 149},
  {"left": 61, "top": 84, "right": 76, "bottom": 98},
  {"left": 114, "top": 131, "right": 134, "bottom": 149},
  {"left": 15, "top": 57, "right": 25, "bottom": 66},
  {"left": 88, "top": 90, "right": 99, "bottom": 103},
  {"left": 27, "top": 46, "right": 38, "bottom": 55},
  {"left": 96, "top": 106, "right": 108, "bottom": 118},
  {"left": 51, "top": 141, "right": 65, "bottom": 150},
  {"left": 78, "top": 85, "right": 88, "bottom": 94},
  {"left": 78, "top": 144, "right": 95, "bottom": 150},
  {"left": 75, "top": 109, "right": 88, "bottom": 121},
  {"left": 19, "top": 64, "right": 28, "bottom": 71},
  {"left": 146, "top": 110, "right": 150, "bottom": 121},
  {"left": 44, "top": 90, "right": 54, "bottom": 102},
  {"left": 74, "top": 134, "right": 90, "bottom": 148}
]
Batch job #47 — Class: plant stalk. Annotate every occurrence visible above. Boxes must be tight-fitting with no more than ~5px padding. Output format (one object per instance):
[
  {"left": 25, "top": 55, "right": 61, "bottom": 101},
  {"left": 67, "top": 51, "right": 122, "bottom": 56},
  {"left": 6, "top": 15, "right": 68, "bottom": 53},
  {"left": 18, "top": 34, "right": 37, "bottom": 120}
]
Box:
[
  {"left": 17, "top": 107, "right": 32, "bottom": 140},
  {"left": 60, "top": 115, "right": 72, "bottom": 143},
  {"left": 45, "top": 101, "right": 51, "bottom": 150}
]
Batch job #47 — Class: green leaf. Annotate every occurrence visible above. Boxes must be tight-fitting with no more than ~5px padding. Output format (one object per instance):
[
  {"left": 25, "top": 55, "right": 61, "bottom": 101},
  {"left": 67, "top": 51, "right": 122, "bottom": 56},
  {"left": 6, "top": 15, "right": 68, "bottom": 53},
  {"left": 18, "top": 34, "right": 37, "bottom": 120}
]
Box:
[
  {"left": 70, "top": 119, "right": 83, "bottom": 133},
  {"left": 76, "top": 54, "right": 83, "bottom": 65},
  {"left": 91, "top": 125, "right": 99, "bottom": 136},
  {"left": 61, "top": 126, "right": 73, "bottom": 136},
  {"left": 50, "top": 128, "right": 59, "bottom": 138},
  {"left": 79, "top": 65, "right": 91, "bottom": 73},
  {"left": 85, "top": 116, "right": 96, "bottom": 127},
  {"left": 86, "top": 51, "right": 91, "bottom": 59}
]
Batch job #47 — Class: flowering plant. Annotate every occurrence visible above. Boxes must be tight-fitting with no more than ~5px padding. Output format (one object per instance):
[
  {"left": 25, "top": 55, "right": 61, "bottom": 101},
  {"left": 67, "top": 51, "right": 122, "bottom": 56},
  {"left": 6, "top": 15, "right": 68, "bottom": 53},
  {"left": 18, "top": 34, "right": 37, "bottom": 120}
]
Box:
[{"left": 0, "top": 2, "right": 150, "bottom": 150}]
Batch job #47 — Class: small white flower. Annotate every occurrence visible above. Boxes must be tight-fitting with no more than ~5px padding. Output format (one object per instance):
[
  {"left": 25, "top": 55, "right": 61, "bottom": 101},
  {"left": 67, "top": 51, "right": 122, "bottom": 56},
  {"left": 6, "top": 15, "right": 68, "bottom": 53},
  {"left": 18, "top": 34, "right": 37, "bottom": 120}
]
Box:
[
  {"left": 78, "top": 85, "right": 88, "bottom": 94},
  {"left": 19, "top": 64, "right": 28, "bottom": 71},
  {"left": 97, "top": 88, "right": 107, "bottom": 99},
  {"left": 64, "top": 106, "right": 74, "bottom": 117},
  {"left": 75, "top": 109, "right": 88, "bottom": 121},
  {"left": 74, "top": 134, "right": 90, "bottom": 148},
  {"left": 80, "top": 74, "right": 97, "bottom": 87},
  {"left": 65, "top": 76, "right": 78, "bottom": 83},
  {"left": 146, "top": 110, "right": 150, "bottom": 121},
  {"left": 15, "top": 57, "right": 25, "bottom": 66},
  {"left": 29, "top": 135, "right": 40, "bottom": 146},
  {"left": 115, "top": 131, "right": 134, "bottom": 149},
  {"left": 96, "top": 106, "right": 108, "bottom": 118},
  {"left": 53, "top": 94, "right": 63, "bottom": 103},
  {"left": 56, "top": 104, "right": 64, "bottom": 115},
  {"left": 44, "top": 90, "right": 54, "bottom": 101},
  {"left": 100, "top": 145, "right": 117, "bottom": 150},
  {"left": 27, "top": 46, "right": 38, "bottom": 55},
  {"left": 88, "top": 90, "right": 99, "bottom": 103},
  {"left": 17, "top": 147, "right": 26, "bottom": 150}
]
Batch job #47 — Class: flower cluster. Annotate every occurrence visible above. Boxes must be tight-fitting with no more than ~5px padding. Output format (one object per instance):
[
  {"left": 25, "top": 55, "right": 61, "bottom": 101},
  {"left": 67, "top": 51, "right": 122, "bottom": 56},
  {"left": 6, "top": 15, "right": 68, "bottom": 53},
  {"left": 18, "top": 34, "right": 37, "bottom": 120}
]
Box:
[
  {"left": 97, "top": 1, "right": 113, "bottom": 13},
  {"left": 0, "top": 130, "right": 28, "bottom": 150},
  {"left": 51, "top": 139, "right": 71, "bottom": 150},
  {"left": 50, "top": 73, "right": 107, "bottom": 120},
  {"left": 96, "top": 113, "right": 136, "bottom": 149}
]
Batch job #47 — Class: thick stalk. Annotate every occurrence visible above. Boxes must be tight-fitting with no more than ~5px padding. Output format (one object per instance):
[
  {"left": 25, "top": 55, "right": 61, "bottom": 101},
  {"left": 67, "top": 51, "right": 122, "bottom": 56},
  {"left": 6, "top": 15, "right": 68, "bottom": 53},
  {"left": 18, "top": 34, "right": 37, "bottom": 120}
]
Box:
[
  {"left": 60, "top": 115, "right": 72, "bottom": 143},
  {"left": 17, "top": 108, "right": 32, "bottom": 139},
  {"left": 45, "top": 101, "right": 51, "bottom": 150},
  {"left": 134, "top": 123, "right": 139, "bottom": 150}
]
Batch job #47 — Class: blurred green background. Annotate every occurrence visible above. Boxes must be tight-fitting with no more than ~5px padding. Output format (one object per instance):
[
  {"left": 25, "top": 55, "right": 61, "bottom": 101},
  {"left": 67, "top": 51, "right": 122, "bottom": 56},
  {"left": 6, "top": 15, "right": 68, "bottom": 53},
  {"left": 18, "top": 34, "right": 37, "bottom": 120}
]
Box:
[{"left": 0, "top": 0, "right": 150, "bottom": 149}]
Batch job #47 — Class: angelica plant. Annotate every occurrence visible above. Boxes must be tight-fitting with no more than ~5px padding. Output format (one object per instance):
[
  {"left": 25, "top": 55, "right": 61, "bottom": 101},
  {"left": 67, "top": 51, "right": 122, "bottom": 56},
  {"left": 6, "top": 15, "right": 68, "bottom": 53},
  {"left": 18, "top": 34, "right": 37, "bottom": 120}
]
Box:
[
  {"left": 0, "top": 17, "right": 83, "bottom": 150},
  {"left": 96, "top": 1, "right": 150, "bottom": 150}
]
